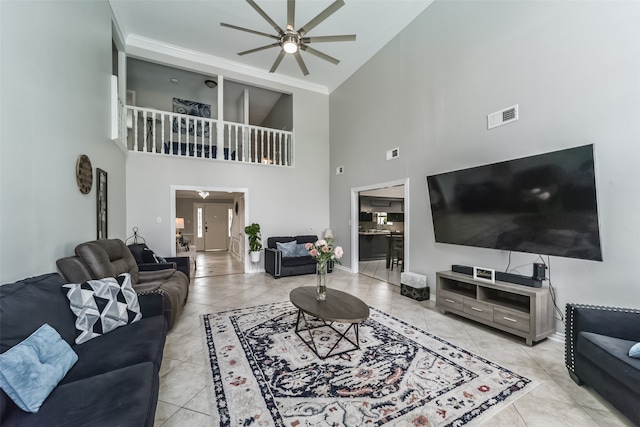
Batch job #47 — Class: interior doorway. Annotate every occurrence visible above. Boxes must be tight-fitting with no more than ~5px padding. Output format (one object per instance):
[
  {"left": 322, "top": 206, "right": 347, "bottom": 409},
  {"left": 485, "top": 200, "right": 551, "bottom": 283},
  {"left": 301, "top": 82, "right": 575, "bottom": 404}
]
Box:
[
  {"left": 351, "top": 179, "right": 409, "bottom": 285},
  {"left": 171, "top": 186, "right": 249, "bottom": 273}
]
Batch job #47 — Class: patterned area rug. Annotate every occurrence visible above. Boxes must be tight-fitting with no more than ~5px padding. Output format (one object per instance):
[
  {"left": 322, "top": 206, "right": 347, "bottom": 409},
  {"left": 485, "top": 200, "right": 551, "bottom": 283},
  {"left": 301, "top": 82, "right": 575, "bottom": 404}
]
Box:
[{"left": 202, "top": 301, "right": 537, "bottom": 426}]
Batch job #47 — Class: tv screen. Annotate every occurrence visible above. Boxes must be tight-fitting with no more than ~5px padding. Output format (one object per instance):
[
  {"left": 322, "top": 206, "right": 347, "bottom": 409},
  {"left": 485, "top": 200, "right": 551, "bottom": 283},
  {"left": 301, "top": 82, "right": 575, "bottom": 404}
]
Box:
[{"left": 426, "top": 144, "right": 602, "bottom": 261}]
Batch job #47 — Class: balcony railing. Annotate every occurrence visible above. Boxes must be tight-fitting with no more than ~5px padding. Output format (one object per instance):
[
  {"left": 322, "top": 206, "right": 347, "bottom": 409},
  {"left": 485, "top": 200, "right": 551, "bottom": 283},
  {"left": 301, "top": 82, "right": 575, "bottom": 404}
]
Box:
[{"left": 123, "top": 106, "right": 294, "bottom": 167}]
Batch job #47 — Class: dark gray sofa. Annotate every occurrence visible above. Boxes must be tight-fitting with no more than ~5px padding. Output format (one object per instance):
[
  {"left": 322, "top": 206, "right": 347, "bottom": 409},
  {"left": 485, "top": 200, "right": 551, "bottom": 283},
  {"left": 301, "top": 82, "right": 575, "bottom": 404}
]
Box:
[
  {"left": 265, "top": 235, "right": 333, "bottom": 278},
  {"left": 565, "top": 303, "right": 640, "bottom": 425},
  {"left": 57, "top": 238, "right": 189, "bottom": 330},
  {"left": 0, "top": 272, "right": 167, "bottom": 426}
]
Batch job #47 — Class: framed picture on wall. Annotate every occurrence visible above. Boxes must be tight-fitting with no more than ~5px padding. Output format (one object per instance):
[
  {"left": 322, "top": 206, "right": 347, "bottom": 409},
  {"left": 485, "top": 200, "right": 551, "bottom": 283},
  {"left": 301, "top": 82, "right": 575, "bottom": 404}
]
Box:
[
  {"left": 172, "top": 98, "right": 211, "bottom": 137},
  {"left": 96, "top": 168, "right": 108, "bottom": 239}
]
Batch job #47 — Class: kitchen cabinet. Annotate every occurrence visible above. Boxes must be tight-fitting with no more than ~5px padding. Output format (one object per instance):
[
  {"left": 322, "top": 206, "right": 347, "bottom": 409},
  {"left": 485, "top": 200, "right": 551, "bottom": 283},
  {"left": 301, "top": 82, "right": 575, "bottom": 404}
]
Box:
[
  {"left": 359, "top": 234, "right": 389, "bottom": 261},
  {"left": 387, "top": 212, "right": 404, "bottom": 222},
  {"left": 360, "top": 197, "right": 404, "bottom": 213},
  {"left": 359, "top": 212, "right": 373, "bottom": 221}
]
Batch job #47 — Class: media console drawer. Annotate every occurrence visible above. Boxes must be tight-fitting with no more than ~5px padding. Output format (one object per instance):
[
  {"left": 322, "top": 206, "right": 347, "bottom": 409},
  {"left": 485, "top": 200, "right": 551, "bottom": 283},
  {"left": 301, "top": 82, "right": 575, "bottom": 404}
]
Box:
[
  {"left": 463, "top": 298, "right": 493, "bottom": 322},
  {"left": 438, "top": 290, "right": 463, "bottom": 311},
  {"left": 493, "top": 307, "right": 530, "bottom": 333}
]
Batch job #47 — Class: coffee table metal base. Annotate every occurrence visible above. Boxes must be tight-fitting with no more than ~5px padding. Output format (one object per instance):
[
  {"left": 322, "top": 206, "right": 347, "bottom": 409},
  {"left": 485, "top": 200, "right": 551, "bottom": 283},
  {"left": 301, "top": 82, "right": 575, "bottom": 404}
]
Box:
[{"left": 294, "top": 310, "right": 361, "bottom": 360}]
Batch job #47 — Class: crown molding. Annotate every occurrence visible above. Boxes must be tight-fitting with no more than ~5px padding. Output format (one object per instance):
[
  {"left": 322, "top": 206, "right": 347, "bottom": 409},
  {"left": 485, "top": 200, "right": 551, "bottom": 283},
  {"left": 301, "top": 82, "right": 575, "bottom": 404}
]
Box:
[{"left": 124, "top": 34, "right": 329, "bottom": 95}]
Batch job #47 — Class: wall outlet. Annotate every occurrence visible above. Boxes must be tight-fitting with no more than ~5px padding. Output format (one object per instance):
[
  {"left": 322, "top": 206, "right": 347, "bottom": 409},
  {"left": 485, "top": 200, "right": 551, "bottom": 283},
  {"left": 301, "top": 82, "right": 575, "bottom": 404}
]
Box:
[
  {"left": 336, "top": 165, "right": 344, "bottom": 175},
  {"left": 157, "top": 216, "right": 162, "bottom": 223}
]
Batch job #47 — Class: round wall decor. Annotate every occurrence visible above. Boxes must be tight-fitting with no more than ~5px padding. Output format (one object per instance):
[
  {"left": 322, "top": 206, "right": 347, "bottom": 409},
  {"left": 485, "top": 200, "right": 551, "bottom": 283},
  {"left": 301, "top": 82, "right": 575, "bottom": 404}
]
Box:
[{"left": 76, "top": 154, "right": 93, "bottom": 194}]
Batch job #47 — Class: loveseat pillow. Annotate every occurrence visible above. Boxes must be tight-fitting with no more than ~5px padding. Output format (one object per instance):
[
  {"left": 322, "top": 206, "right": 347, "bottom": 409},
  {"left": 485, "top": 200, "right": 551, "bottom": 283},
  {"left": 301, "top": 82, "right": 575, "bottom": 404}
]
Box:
[
  {"left": 0, "top": 323, "right": 77, "bottom": 412},
  {"left": 62, "top": 273, "right": 142, "bottom": 344},
  {"left": 276, "top": 240, "right": 298, "bottom": 257},
  {"left": 295, "top": 243, "right": 311, "bottom": 257},
  {"left": 630, "top": 342, "right": 640, "bottom": 358}
]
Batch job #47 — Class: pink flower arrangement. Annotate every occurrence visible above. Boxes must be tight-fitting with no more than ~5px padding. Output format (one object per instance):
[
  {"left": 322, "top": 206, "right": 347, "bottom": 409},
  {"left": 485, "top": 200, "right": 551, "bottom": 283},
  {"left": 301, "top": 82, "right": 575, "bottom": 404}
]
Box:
[{"left": 305, "top": 238, "right": 343, "bottom": 268}]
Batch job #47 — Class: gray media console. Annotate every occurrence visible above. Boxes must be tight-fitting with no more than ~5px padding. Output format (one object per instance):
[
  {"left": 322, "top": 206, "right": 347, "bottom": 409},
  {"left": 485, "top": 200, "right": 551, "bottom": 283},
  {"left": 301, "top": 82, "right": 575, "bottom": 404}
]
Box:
[{"left": 436, "top": 270, "right": 556, "bottom": 345}]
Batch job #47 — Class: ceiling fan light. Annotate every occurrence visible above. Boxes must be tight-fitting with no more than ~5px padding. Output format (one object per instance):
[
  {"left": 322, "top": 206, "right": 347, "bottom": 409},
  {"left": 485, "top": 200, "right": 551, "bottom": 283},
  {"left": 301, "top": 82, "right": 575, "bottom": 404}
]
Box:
[{"left": 282, "top": 35, "right": 298, "bottom": 53}]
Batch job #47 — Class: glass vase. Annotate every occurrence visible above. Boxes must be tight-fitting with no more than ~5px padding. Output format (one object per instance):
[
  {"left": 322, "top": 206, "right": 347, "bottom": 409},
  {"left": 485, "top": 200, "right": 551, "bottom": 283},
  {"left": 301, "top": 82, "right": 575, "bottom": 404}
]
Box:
[{"left": 316, "top": 262, "right": 327, "bottom": 301}]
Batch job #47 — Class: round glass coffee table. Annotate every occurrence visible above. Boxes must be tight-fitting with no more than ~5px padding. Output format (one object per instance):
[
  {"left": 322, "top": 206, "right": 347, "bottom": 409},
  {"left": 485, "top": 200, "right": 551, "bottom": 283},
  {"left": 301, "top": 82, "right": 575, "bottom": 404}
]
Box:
[{"left": 289, "top": 286, "right": 370, "bottom": 359}]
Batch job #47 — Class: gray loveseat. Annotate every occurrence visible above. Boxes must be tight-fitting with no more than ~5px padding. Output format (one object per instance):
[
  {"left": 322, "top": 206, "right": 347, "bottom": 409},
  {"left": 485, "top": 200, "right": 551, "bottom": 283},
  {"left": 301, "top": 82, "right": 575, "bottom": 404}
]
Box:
[
  {"left": 265, "top": 235, "right": 333, "bottom": 278},
  {"left": 565, "top": 303, "right": 640, "bottom": 425},
  {"left": 57, "top": 238, "right": 189, "bottom": 330}
]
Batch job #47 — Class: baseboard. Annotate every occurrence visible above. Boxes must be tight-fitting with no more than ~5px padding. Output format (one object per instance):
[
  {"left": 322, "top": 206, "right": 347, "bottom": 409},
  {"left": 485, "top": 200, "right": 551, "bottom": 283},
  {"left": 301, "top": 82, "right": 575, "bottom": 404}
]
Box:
[
  {"left": 550, "top": 331, "right": 565, "bottom": 343},
  {"left": 335, "top": 264, "right": 353, "bottom": 273}
]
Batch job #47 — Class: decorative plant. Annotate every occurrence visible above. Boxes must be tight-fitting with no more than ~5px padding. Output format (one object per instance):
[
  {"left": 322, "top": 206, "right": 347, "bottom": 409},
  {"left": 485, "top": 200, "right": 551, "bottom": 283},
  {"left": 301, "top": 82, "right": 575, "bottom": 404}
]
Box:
[{"left": 244, "top": 223, "right": 262, "bottom": 253}]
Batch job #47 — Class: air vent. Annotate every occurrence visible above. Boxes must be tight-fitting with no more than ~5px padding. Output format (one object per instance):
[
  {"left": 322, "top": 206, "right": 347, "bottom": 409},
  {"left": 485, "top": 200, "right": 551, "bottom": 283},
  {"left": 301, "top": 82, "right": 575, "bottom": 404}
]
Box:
[
  {"left": 386, "top": 147, "right": 400, "bottom": 160},
  {"left": 488, "top": 104, "right": 519, "bottom": 129},
  {"left": 336, "top": 166, "right": 344, "bottom": 175}
]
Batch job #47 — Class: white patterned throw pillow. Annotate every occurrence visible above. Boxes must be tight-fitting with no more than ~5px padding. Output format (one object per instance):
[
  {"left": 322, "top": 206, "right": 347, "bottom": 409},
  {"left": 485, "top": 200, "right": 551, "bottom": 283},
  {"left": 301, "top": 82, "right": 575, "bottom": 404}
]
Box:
[{"left": 62, "top": 273, "right": 142, "bottom": 344}]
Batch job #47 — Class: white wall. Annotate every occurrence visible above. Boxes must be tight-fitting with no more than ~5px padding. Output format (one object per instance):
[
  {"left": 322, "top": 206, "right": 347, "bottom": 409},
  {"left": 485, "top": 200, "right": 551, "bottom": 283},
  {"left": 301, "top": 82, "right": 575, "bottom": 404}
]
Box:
[
  {"left": 126, "top": 78, "right": 331, "bottom": 264},
  {"left": 0, "top": 1, "right": 127, "bottom": 283},
  {"left": 329, "top": 1, "right": 640, "bottom": 325}
]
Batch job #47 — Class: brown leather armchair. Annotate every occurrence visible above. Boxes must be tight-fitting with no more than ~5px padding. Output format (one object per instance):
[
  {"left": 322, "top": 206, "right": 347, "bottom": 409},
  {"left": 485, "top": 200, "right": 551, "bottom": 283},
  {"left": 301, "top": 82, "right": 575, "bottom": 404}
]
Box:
[{"left": 57, "top": 239, "right": 189, "bottom": 330}]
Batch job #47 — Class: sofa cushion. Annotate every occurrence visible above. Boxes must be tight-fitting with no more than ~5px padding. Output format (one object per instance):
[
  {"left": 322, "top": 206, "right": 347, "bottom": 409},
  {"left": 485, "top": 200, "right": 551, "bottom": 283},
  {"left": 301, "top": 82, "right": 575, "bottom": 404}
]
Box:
[
  {"left": 128, "top": 243, "right": 162, "bottom": 264},
  {"left": 60, "top": 315, "right": 166, "bottom": 385},
  {"left": 276, "top": 240, "right": 298, "bottom": 257},
  {"left": 282, "top": 256, "right": 317, "bottom": 268},
  {"left": 62, "top": 274, "right": 142, "bottom": 344},
  {"left": 578, "top": 331, "right": 640, "bottom": 393},
  {"left": 0, "top": 273, "right": 77, "bottom": 352},
  {"left": 2, "top": 362, "right": 159, "bottom": 427},
  {"left": 267, "top": 236, "right": 295, "bottom": 249},
  {"left": 75, "top": 239, "right": 140, "bottom": 284},
  {"left": 294, "top": 235, "right": 318, "bottom": 245},
  {"left": 0, "top": 324, "right": 78, "bottom": 413}
]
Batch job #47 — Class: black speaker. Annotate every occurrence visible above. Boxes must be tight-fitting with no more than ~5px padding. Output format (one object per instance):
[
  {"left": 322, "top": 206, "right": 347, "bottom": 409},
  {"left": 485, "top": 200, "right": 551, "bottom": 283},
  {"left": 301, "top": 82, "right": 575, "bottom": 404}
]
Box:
[
  {"left": 452, "top": 265, "right": 473, "bottom": 276},
  {"left": 533, "top": 263, "right": 547, "bottom": 281},
  {"left": 495, "top": 271, "right": 542, "bottom": 288}
]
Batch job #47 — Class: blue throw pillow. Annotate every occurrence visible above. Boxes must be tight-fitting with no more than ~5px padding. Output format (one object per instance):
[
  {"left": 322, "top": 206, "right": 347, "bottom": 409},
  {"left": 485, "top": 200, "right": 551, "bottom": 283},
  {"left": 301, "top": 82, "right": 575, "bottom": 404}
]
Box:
[
  {"left": 295, "top": 243, "right": 311, "bottom": 257},
  {"left": 0, "top": 324, "right": 78, "bottom": 413},
  {"left": 630, "top": 342, "right": 640, "bottom": 358},
  {"left": 276, "top": 241, "right": 297, "bottom": 257}
]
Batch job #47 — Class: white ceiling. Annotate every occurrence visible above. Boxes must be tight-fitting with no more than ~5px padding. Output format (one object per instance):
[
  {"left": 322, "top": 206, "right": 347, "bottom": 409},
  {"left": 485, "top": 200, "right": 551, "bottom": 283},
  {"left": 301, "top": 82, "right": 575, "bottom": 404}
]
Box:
[{"left": 110, "top": 0, "right": 434, "bottom": 93}]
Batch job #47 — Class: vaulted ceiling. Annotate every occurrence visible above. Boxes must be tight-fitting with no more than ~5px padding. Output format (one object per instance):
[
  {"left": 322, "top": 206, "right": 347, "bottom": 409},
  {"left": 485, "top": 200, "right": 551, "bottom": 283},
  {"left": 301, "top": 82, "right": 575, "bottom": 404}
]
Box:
[{"left": 110, "top": 0, "right": 433, "bottom": 93}]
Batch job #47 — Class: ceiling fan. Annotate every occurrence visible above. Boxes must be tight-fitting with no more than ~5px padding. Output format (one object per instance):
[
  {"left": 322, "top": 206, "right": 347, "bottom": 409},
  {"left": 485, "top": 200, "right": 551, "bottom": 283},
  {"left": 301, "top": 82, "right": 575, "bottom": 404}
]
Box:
[{"left": 221, "top": 0, "right": 356, "bottom": 76}]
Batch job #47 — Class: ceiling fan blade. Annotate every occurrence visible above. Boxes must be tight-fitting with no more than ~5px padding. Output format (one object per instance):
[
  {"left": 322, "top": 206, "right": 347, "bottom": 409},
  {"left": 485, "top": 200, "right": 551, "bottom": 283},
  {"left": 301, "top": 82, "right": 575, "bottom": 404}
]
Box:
[
  {"left": 301, "top": 45, "right": 340, "bottom": 65},
  {"left": 246, "top": 0, "right": 284, "bottom": 36},
  {"left": 293, "top": 51, "right": 309, "bottom": 76},
  {"left": 298, "top": 0, "right": 345, "bottom": 37},
  {"left": 269, "top": 50, "right": 286, "bottom": 73},
  {"left": 221, "top": 22, "right": 278, "bottom": 40},
  {"left": 238, "top": 43, "right": 280, "bottom": 56},
  {"left": 301, "top": 34, "right": 356, "bottom": 43},
  {"left": 287, "top": 0, "right": 295, "bottom": 30}
]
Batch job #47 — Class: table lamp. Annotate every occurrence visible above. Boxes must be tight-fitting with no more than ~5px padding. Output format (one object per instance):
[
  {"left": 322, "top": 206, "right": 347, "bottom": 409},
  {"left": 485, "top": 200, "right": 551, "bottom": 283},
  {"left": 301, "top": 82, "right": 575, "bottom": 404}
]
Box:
[{"left": 175, "top": 217, "right": 185, "bottom": 237}]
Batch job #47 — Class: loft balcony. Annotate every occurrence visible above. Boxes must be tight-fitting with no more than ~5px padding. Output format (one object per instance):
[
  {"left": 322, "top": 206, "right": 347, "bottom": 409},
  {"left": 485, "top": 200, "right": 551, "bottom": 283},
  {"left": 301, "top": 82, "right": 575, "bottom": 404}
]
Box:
[{"left": 119, "top": 105, "right": 294, "bottom": 167}]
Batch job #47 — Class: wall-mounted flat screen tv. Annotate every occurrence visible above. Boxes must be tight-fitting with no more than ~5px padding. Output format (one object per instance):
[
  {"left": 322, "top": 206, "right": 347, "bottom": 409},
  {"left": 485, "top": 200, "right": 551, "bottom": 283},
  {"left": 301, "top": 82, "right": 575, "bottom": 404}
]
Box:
[{"left": 426, "top": 144, "right": 602, "bottom": 261}]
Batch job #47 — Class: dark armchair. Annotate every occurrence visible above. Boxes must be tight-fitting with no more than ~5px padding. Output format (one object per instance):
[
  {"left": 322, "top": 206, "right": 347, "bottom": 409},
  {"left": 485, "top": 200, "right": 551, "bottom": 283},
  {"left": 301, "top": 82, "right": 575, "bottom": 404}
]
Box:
[
  {"left": 565, "top": 303, "right": 640, "bottom": 425},
  {"left": 127, "top": 243, "right": 191, "bottom": 283}
]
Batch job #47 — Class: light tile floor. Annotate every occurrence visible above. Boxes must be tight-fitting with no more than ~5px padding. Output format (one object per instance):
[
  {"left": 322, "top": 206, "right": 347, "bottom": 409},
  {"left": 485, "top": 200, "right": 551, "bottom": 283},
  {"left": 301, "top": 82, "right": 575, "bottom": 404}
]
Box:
[
  {"left": 155, "top": 252, "right": 634, "bottom": 426},
  {"left": 359, "top": 259, "right": 401, "bottom": 285}
]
